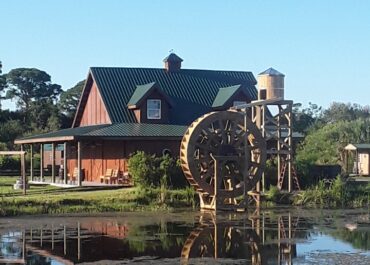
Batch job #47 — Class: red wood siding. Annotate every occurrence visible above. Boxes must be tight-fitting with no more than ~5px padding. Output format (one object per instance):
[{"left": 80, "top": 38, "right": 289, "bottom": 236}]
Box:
[
  {"left": 65, "top": 140, "right": 180, "bottom": 182},
  {"left": 80, "top": 82, "right": 111, "bottom": 126}
]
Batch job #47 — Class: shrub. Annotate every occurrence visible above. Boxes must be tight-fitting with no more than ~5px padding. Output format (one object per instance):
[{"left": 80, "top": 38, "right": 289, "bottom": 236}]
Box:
[
  {"left": 128, "top": 151, "right": 187, "bottom": 189},
  {"left": 128, "top": 151, "right": 160, "bottom": 188},
  {"left": 0, "top": 155, "right": 21, "bottom": 170},
  {"left": 265, "top": 185, "right": 280, "bottom": 202}
]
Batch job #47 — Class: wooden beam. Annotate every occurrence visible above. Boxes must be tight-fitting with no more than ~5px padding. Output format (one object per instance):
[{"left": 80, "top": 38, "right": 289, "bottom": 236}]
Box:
[
  {"left": 21, "top": 145, "right": 26, "bottom": 195},
  {"left": 0, "top": 259, "right": 25, "bottom": 264},
  {"left": 51, "top": 143, "right": 55, "bottom": 183},
  {"left": 0, "top": 151, "right": 26, "bottom": 155},
  {"left": 30, "top": 144, "right": 34, "bottom": 181},
  {"left": 40, "top": 144, "right": 44, "bottom": 181},
  {"left": 14, "top": 136, "right": 75, "bottom": 145},
  {"left": 77, "top": 141, "right": 82, "bottom": 186},
  {"left": 64, "top": 142, "right": 68, "bottom": 184}
]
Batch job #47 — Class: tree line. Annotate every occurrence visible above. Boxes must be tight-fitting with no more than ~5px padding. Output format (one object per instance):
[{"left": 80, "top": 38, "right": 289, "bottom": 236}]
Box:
[{"left": 0, "top": 61, "right": 84, "bottom": 150}]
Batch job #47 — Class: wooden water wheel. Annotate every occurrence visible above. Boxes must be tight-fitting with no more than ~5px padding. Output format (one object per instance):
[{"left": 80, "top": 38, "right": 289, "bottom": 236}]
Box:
[{"left": 180, "top": 110, "right": 266, "bottom": 210}]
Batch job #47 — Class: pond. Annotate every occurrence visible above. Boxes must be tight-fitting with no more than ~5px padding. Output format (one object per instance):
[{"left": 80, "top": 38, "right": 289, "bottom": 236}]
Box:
[{"left": 0, "top": 207, "right": 369, "bottom": 264}]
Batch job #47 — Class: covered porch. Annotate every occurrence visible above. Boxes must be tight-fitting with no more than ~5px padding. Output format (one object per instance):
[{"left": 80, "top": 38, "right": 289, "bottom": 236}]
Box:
[{"left": 14, "top": 123, "right": 186, "bottom": 187}]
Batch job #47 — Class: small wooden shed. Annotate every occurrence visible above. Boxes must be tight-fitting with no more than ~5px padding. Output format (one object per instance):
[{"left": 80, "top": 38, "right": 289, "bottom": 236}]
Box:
[{"left": 344, "top": 144, "right": 370, "bottom": 176}]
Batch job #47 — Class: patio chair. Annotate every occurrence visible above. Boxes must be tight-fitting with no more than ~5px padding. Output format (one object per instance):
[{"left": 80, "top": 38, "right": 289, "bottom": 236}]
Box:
[
  {"left": 109, "top": 169, "right": 119, "bottom": 184},
  {"left": 100, "top": 168, "right": 113, "bottom": 184},
  {"left": 118, "top": 171, "right": 133, "bottom": 186},
  {"left": 67, "top": 167, "right": 79, "bottom": 184}
]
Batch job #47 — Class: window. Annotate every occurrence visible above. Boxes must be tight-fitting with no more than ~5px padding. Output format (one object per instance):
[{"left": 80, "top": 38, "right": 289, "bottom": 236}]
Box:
[
  {"left": 233, "top": 101, "right": 247, "bottom": 107},
  {"left": 162, "top": 148, "right": 172, "bottom": 156},
  {"left": 259, "top": 89, "right": 267, "bottom": 100},
  {"left": 147, "top": 99, "right": 161, "bottom": 119}
]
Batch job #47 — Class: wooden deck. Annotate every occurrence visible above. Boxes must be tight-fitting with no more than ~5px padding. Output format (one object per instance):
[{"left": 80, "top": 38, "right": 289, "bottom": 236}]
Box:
[
  {"left": 347, "top": 176, "right": 370, "bottom": 182},
  {"left": 29, "top": 180, "right": 131, "bottom": 188}
]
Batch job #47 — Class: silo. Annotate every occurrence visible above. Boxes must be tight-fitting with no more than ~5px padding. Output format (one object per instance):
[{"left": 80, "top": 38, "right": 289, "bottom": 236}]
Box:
[{"left": 257, "top": 68, "right": 285, "bottom": 100}]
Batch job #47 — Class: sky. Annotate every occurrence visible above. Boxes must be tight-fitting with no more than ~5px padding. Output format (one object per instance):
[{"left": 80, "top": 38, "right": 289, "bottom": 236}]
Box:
[{"left": 1, "top": 0, "right": 370, "bottom": 110}]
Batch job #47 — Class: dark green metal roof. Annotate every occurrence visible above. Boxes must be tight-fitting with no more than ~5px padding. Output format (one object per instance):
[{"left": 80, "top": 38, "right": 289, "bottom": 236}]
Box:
[
  {"left": 353, "top": 144, "right": 370, "bottom": 149},
  {"left": 84, "top": 123, "right": 187, "bottom": 138},
  {"left": 127, "top": 82, "right": 155, "bottom": 106},
  {"left": 127, "top": 82, "right": 173, "bottom": 108},
  {"left": 212, "top": 84, "right": 244, "bottom": 108},
  {"left": 15, "top": 123, "right": 187, "bottom": 144},
  {"left": 348, "top": 144, "right": 370, "bottom": 150},
  {"left": 86, "top": 67, "right": 257, "bottom": 126},
  {"left": 18, "top": 125, "right": 108, "bottom": 142}
]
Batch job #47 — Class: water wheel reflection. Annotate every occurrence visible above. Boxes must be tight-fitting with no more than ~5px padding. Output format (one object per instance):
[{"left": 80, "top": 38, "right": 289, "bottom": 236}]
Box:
[{"left": 181, "top": 211, "right": 262, "bottom": 264}]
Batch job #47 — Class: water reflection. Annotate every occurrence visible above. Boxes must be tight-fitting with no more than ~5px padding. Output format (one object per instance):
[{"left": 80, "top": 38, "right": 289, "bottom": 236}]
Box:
[
  {"left": 0, "top": 208, "right": 368, "bottom": 264},
  {"left": 180, "top": 210, "right": 303, "bottom": 264}
]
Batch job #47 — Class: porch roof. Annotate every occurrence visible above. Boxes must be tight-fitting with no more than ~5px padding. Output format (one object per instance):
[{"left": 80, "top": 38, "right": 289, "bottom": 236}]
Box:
[
  {"left": 15, "top": 123, "right": 188, "bottom": 144},
  {"left": 344, "top": 143, "right": 370, "bottom": 151}
]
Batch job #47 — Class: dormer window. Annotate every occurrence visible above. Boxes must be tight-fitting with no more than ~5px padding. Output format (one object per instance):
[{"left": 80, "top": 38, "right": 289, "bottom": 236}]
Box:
[{"left": 147, "top": 99, "right": 161, "bottom": 119}]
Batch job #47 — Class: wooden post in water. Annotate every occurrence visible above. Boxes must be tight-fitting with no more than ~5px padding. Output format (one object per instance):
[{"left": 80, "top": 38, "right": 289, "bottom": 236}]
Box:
[
  {"left": 22, "top": 229, "right": 26, "bottom": 262},
  {"left": 40, "top": 227, "right": 43, "bottom": 247},
  {"left": 52, "top": 224, "right": 54, "bottom": 250},
  {"left": 78, "top": 222, "right": 81, "bottom": 260},
  {"left": 64, "top": 225, "right": 67, "bottom": 255}
]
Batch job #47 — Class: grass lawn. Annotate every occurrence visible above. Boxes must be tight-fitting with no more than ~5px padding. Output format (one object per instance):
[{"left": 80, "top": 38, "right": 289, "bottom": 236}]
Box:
[{"left": 0, "top": 176, "right": 196, "bottom": 217}]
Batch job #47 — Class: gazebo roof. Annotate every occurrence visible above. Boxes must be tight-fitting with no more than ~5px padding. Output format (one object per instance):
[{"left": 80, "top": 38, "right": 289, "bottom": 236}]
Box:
[{"left": 344, "top": 143, "right": 370, "bottom": 151}]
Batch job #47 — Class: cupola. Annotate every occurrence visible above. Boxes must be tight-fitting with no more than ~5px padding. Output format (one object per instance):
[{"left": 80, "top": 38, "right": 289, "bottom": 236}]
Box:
[{"left": 163, "top": 53, "right": 183, "bottom": 72}]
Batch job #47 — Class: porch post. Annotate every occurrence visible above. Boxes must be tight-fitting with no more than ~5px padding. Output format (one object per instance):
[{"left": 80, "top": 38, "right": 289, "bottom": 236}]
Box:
[
  {"left": 40, "top": 143, "right": 44, "bottom": 182},
  {"left": 51, "top": 143, "right": 56, "bottom": 183},
  {"left": 21, "top": 144, "right": 26, "bottom": 195},
  {"left": 77, "top": 141, "right": 82, "bottom": 186},
  {"left": 30, "top": 144, "right": 34, "bottom": 181},
  {"left": 64, "top": 142, "right": 68, "bottom": 184}
]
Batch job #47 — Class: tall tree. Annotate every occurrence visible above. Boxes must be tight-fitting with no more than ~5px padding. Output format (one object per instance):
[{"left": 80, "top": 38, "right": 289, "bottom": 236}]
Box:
[
  {"left": 322, "top": 102, "right": 370, "bottom": 123},
  {"left": 58, "top": 80, "right": 84, "bottom": 117},
  {"left": 0, "top": 61, "right": 6, "bottom": 108},
  {"left": 292, "top": 102, "right": 322, "bottom": 133},
  {"left": 28, "top": 99, "right": 61, "bottom": 132},
  {"left": 58, "top": 80, "right": 84, "bottom": 127},
  {"left": 5, "top": 68, "right": 62, "bottom": 111}
]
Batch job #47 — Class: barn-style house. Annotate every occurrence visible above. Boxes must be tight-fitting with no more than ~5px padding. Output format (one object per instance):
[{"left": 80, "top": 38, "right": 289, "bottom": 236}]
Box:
[{"left": 15, "top": 53, "right": 259, "bottom": 185}]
